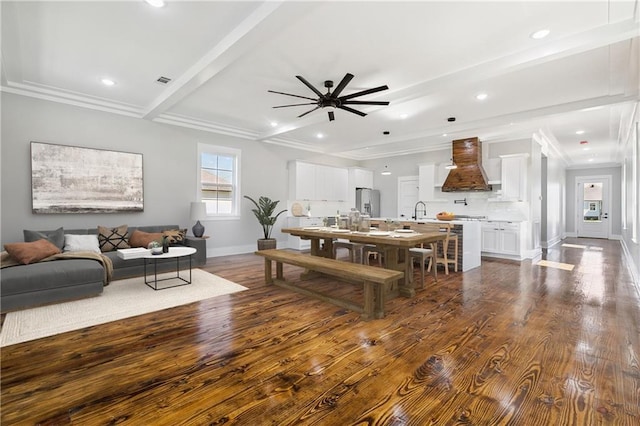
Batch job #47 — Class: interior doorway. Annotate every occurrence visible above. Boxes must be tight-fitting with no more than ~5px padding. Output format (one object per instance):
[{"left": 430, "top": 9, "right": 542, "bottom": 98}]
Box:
[
  {"left": 397, "top": 176, "right": 418, "bottom": 219},
  {"left": 576, "top": 176, "right": 611, "bottom": 239}
]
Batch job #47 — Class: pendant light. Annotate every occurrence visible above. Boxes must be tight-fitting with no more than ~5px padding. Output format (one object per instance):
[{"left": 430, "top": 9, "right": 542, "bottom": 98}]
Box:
[{"left": 381, "top": 165, "right": 391, "bottom": 175}]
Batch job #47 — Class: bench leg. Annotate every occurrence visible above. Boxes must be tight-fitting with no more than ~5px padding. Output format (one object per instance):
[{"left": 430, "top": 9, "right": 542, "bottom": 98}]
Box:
[
  {"left": 363, "top": 281, "right": 374, "bottom": 319},
  {"left": 276, "top": 261, "right": 284, "bottom": 280},
  {"left": 374, "top": 282, "right": 386, "bottom": 319},
  {"left": 264, "top": 259, "right": 273, "bottom": 284}
]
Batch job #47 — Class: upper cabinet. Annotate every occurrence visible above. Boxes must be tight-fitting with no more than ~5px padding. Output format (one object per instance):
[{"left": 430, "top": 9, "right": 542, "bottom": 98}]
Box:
[
  {"left": 435, "top": 163, "right": 449, "bottom": 187},
  {"left": 418, "top": 164, "right": 436, "bottom": 201},
  {"left": 351, "top": 167, "right": 374, "bottom": 189},
  {"left": 499, "top": 154, "right": 528, "bottom": 201},
  {"left": 485, "top": 157, "right": 502, "bottom": 184},
  {"left": 289, "top": 161, "right": 348, "bottom": 201}
]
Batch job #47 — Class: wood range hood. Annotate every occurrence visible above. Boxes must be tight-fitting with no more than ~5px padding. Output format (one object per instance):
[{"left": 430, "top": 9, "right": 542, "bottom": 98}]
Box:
[{"left": 441, "top": 137, "right": 492, "bottom": 192}]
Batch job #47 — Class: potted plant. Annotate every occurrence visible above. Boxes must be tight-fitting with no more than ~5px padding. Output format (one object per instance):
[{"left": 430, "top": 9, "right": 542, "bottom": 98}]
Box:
[{"left": 244, "top": 195, "right": 287, "bottom": 250}]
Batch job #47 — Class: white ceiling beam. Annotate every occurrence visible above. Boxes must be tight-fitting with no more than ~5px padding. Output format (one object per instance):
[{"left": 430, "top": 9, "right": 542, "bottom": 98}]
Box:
[{"left": 143, "top": 1, "right": 315, "bottom": 120}]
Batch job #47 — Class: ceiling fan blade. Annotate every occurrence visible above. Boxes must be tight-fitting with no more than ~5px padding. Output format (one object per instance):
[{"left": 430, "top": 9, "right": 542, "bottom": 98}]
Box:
[
  {"left": 338, "top": 105, "right": 367, "bottom": 117},
  {"left": 298, "top": 106, "right": 321, "bottom": 118},
  {"left": 296, "top": 75, "right": 324, "bottom": 98},
  {"left": 273, "top": 102, "right": 317, "bottom": 108},
  {"left": 328, "top": 111, "right": 335, "bottom": 121},
  {"left": 331, "top": 73, "right": 354, "bottom": 98},
  {"left": 339, "top": 85, "right": 389, "bottom": 101},
  {"left": 342, "top": 100, "right": 390, "bottom": 106},
  {"left": 268, "top": 90, "right": 317, "bottom": 101}
]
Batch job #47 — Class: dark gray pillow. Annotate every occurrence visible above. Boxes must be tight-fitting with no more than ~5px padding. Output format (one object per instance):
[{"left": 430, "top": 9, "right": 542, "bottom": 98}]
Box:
[{"left": 23, "top": 227, "right": 65, "bottom": 250}]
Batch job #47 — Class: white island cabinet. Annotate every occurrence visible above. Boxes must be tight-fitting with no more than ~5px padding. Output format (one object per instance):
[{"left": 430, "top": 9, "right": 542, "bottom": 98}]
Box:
[
  {"left": 370, "top": 218, "right": 482, "bottom": 272},
  {"left": 481, "top": 220, "right": 526, "bottom": 259}
]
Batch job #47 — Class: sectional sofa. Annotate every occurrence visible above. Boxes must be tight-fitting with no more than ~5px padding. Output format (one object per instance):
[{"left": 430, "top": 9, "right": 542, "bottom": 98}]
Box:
[{"left": 1, "top": 225, "right": 206, "bottom": 312}]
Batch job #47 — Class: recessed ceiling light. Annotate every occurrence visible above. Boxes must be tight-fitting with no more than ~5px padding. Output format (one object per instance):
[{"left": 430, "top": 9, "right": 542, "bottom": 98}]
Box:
[
  {"left": 270, "top": 121, "right": 278, "bottom": 127},
  {"left": 316, "top": 133, "right": 324, "bottom": 139},
  {"left": 442, "top": 133, "right": 448, "bottom": 137},
  {"left": 101, "top": 78, "right": 116, "bottom": 86},
  {"left": 576, "top": 130, "right": 585, "bottom": 135},
  {"left": 588, "top": 158, "right": 594, "bottom": 162},
  {"left": 145, "top": 0, "right": 165, "bottom": 7},
  {"left": 475, "top": 93, "right": 488, "bottom": 101},
  {"left": 531, "top": 29, "right": 550, "bottom": 39},
  {"left": 399, "top": 113, "right": 408, "bottom": 119},
  {"left": 583, "top": 147, "right": 590, "bottom": 151}
]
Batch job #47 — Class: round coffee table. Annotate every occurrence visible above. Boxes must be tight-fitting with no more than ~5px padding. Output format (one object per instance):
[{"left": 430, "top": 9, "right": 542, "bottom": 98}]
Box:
[{"left": 143, "top": 246, "right": 197, "bottom": 290}]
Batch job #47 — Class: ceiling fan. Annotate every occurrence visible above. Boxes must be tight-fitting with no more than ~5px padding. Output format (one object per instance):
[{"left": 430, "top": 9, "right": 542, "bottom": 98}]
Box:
[{"left": 269, "top": 73, "right": 390, "bottom": 122}]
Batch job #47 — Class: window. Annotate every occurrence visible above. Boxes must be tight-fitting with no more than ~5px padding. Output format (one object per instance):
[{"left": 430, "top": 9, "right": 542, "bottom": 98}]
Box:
[{"left": 197, "top": 144, "right": 241, "bottom": 218}]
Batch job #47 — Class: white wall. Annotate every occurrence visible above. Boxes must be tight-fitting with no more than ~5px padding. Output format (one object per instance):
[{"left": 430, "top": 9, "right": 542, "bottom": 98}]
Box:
[
  {"left": 0, "top": 93, "right": 356, "bottom": 256},
  {"left": 543, "top": 153, "right": 566, "bottom": 248},
  {"left": 619, "top": 102, "right": 640, "bottom": 285}
]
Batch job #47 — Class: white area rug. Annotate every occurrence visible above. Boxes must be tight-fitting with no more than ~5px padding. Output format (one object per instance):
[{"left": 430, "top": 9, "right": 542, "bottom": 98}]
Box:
[{"left": 1, "top": 269, "right": 247, "bottom": 347}]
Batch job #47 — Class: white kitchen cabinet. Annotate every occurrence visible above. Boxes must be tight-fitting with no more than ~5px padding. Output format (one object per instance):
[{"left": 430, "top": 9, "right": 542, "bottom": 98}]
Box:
[
  {"left": 316, "top": 165, "right": 348, "bottom": 201},
  {"left": 351, "top": 168, "right": 374, "bottom": 189},
  {"left": 289, "top": 161, "right": 316, "bottom": 200},
  {"left": 481, "top": 221, "right": 525, "bottom": 258},
  {"left": 287, "top": 216, "right": 323, "bottom": 250},
  {"left": 418, "top": 164, "right": 436, "bottom": 201},
  {"left": 485, "top": 157, "right": 501, "bottom": 184},
  {"left": 499, "top": 154, "right": 528, "bottom": 201},
  {"left": 289, "top": 161, "right": 348, "bottom": 201},
  {"left": 436, "top": 163, "right": 449, "bottom": 187}
]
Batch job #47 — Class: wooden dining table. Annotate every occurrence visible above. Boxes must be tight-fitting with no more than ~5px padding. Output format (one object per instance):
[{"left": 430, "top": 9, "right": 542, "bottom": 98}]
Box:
[{"left": 281, "top": 227, "right": 447, "bottom": 297}]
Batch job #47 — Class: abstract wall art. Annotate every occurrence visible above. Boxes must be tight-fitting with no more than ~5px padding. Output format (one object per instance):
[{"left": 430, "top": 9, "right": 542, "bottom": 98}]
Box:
[{"left": 31, "top": 142, "right": 143, "bottom": 214}]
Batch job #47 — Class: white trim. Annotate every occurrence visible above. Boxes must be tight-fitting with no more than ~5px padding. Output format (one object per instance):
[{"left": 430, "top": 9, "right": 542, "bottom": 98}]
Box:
[
  {"left": 197, "top": 143, "right": 242, "bottom": 218},
  {"left": 575, "top": 175, "right": 612, "bottom": 239},
  {"left": 621, "top": 239, "right": 640, "bottom": 298}
]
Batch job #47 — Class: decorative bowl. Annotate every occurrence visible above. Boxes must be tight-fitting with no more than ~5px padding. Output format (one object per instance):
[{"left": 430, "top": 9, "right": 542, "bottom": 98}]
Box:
[{"left": 436, "top": 212, "right": 455, "bottom": 221}]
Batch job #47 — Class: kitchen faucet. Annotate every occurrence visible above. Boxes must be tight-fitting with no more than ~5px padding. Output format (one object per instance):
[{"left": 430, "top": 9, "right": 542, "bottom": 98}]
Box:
[{"left": 413, "top": 201, "right": 427, "bottom": 220}]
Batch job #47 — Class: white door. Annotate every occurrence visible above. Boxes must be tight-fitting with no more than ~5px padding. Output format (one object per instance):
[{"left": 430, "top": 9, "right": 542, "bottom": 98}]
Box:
[
  {"left": 397, "top": 176, "right": 419, "bottom": 219},
  {"left": 577, "top": 176, "right": 611, "bottom": 239}
]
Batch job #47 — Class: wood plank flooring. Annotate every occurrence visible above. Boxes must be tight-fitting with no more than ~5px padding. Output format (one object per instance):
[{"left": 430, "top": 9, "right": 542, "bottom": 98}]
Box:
[{"left": 1, "top": 237, "right": 639, "bottom": 425}]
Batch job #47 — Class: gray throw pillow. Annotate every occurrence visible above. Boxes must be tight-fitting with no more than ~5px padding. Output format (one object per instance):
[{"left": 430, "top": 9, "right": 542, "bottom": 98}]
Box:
[{"left": 23, "top": 227, "right": 65, "bottom": 250}]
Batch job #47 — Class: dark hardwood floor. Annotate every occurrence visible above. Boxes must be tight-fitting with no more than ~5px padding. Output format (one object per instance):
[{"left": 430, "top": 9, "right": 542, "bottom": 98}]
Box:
[{"left": 1, "top": 237, "right": 638, "bottom": 425}]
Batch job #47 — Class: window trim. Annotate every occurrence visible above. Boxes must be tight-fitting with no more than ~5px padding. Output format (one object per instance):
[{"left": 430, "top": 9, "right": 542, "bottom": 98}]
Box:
[{"left": 197, "top": 143, "right": 241, "bottom": 220}]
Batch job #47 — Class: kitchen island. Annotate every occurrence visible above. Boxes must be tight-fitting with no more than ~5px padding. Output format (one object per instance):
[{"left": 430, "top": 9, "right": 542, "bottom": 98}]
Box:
[{"left": 370, "top": 218, "right": 481, "bottom": 272}]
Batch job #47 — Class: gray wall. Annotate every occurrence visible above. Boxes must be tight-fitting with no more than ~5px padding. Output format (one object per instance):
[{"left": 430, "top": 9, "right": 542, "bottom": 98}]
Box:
[{"left": 0, "top": 93, "right": 355, "bottom": 257}]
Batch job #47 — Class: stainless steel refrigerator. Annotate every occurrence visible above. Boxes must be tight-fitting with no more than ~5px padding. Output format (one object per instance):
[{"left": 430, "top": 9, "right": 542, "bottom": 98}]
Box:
[{"left": 356, "top": 188, "right": 380, "bottom": 217}]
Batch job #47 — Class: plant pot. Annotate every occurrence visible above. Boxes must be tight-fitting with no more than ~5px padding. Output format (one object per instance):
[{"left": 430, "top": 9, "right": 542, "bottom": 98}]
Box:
[{"left": 257, "top": 239, "right": 277, "bottom": 250}]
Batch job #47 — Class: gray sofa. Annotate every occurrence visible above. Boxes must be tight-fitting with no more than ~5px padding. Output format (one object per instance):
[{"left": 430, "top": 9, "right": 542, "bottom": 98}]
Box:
[{"left": 1, "top": 225, "right": 207, "bottom": 312}]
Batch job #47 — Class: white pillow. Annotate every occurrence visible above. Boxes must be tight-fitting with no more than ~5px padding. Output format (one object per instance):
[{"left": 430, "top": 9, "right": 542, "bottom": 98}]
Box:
[{"left": 63, "top": 234, "right": 100, "bottom": 253}]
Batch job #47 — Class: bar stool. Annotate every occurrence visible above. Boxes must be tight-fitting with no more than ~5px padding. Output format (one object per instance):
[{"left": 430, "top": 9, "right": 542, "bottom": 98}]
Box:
[
  {"left": 409, "top": 222, "right": 441, "bottom": 286},
  {"left": 333, "top": 240, "right": 364, "bottom": 263},
  {"left": 428, "top": 223, "right": 459, "bottom": 274}
]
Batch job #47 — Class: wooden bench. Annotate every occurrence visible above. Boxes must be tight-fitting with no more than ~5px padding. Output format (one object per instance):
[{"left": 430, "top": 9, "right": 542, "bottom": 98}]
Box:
[{"left": 254, "top": 249, "right": 404, "bottom": 319}]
